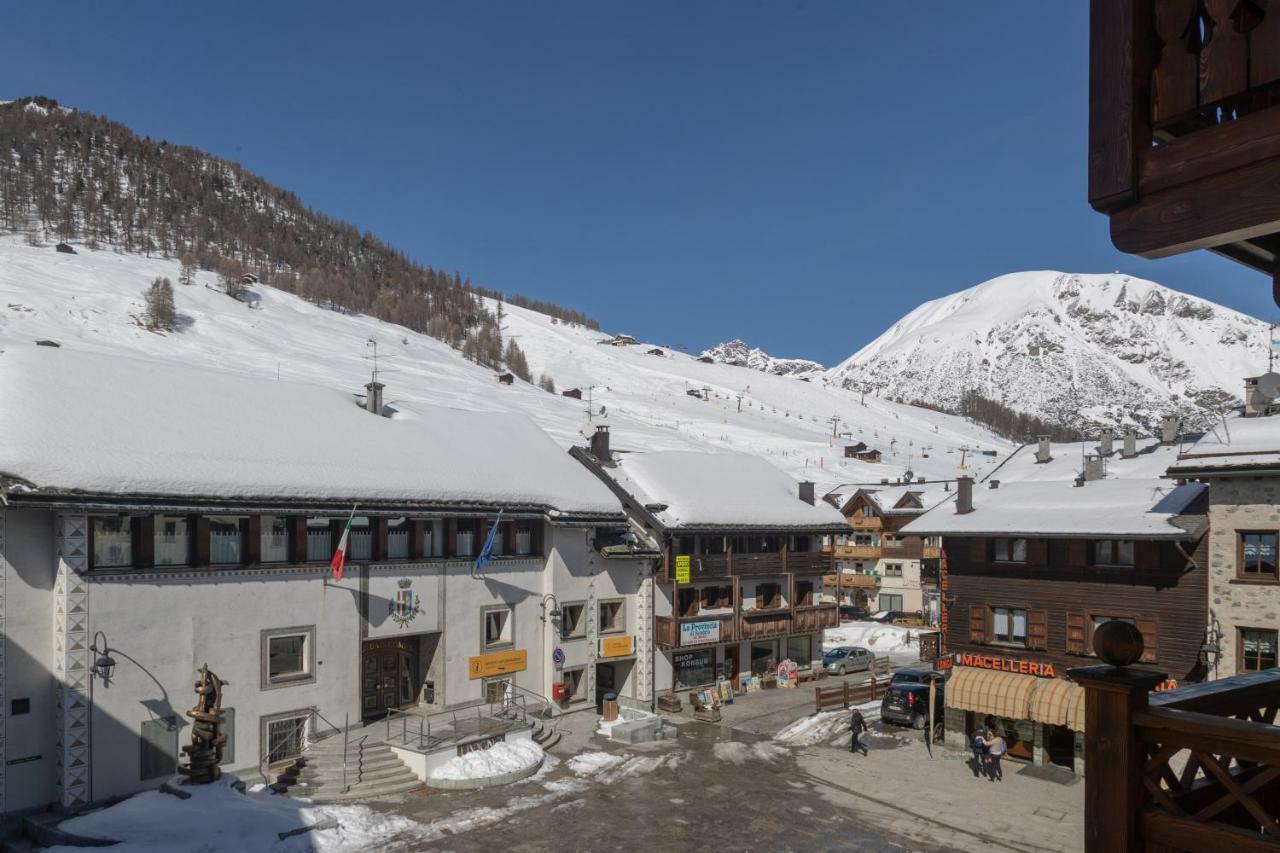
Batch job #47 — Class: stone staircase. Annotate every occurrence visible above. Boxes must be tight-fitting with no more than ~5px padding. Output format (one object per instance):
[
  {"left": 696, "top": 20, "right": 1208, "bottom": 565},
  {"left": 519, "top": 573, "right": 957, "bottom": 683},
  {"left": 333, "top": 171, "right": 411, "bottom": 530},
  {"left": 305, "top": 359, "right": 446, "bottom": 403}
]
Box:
[
  {"left": 273, "top": 729, "right": 421, "bottom": 803},
  {"left": 529, "top": 715, "right": 561, "bottom": 750}
]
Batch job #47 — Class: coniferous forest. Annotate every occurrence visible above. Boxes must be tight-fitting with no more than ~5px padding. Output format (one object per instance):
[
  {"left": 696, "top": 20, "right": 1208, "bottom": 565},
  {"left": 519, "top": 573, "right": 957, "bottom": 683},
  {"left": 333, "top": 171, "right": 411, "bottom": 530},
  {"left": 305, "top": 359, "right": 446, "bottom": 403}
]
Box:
[{"left": 0, "top": 96, "right": 598, "bottom": 373}]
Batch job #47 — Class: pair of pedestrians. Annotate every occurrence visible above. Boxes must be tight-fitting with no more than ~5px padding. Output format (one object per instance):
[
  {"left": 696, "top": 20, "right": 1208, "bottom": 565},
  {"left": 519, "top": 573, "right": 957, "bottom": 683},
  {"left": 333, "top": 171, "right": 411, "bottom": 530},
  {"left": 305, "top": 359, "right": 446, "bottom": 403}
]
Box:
[{"left": 970, "top": 727, "right": 1007, "bottom": 780}]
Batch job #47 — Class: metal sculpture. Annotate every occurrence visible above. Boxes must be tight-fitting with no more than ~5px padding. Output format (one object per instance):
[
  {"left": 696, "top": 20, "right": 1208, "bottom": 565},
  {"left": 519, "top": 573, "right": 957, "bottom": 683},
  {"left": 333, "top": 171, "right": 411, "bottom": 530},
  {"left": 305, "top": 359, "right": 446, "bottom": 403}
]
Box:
[{"left": 179, "top": 664, "right": 228, "bottom": 783}]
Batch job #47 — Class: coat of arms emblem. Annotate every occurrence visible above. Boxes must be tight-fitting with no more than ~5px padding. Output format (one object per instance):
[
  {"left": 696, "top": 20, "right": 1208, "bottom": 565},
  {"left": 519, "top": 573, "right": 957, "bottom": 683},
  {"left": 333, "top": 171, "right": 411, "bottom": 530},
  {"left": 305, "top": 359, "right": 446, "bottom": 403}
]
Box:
[{"left": 389, "top": 578, "right": 421, "bottom": 627}]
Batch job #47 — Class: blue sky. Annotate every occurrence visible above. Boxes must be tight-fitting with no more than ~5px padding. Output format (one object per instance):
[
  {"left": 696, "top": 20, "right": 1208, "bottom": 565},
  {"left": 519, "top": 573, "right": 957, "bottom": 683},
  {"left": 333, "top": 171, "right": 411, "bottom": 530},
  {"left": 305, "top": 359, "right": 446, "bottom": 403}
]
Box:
[{"left": 2, "top": 1, "right": 1271, "bottom": 364}]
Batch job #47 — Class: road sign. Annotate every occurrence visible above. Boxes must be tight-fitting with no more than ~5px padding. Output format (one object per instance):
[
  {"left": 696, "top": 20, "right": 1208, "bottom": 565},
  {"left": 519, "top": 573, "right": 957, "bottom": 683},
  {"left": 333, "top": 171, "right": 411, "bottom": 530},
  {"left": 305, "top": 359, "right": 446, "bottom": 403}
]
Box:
[{"left": 552, "top": 647, "right": 566, "bottom": 666}]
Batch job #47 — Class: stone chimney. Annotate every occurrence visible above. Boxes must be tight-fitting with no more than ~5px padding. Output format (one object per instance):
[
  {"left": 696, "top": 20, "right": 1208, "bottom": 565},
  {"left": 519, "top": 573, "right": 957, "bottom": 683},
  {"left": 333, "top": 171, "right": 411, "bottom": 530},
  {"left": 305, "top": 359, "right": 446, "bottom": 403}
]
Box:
[
  {"left": 1122, "top": 429, "right": 1137, "bottom": 459},
  {"left": 1083, "top": 454, "right": 1104, "bottom": 482},
  {"left": 989, "top": 480, "right": 1000, "bottom": 489},
  {"left": 365, "top": 381, "right": 385, "bottom": 416},
  {"left": 956, "top": 476, "right": 974, "bottom": 514},
  {"left": 1099, "top": 428, "right": 1114, "bottom": 457},
  {"left": 590, "top": 425, "right": 611, "bottom": 461},
  {"left": 1035, "top": 435, "right": 1052, "bottom": 464},
  {"left": 1160, "top": 415, "right": 1179, "bottom": 445},
  {"left": 799, "top": 481, "right": 815, "bottom": 506}
]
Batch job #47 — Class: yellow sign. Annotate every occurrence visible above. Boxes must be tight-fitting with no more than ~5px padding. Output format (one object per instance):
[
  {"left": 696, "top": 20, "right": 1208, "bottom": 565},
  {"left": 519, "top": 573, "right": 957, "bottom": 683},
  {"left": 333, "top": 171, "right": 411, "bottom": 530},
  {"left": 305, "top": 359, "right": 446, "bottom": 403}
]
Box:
[
  {"left": 675, "top": 555, "right": 691, "bottom": 584},
  {"left": 599, "top": 635, "right": 635, "bottom": 658},
  {"left": 468, "top": 649, "right": 528, "bottom": 679}
]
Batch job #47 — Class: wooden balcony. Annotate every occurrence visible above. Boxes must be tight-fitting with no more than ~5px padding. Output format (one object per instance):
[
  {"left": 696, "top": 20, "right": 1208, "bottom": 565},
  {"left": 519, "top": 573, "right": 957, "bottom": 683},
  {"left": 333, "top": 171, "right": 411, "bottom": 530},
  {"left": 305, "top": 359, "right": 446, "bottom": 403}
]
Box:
[
  {"left": 1090, "top": 1, "right": 1280, "bottom": 283},
  {"left": 793, "top": 603, "right": 838, "bottom": 633},
  {"left": 738, "top": 608, "right": 792, "bottom": 640},
  {"left": 822, "top": 572, "right": 880, "bottom": 590},
  {"left": 922, "top": 545, "right": 941, "bottom": 559},
  {"left": 1071, "top": 646, "right": 1280, "bottom": 851},
  {"left": 786, "top": 551, "right": 832, "bottom": 574},
  {"left": 655, "top": 613, "right": 737, "bottom": 649},
  {"left": 732, "top": 553, "right": 784, "bottom": 576},
  {"left": 849, "top": 517, "right": 883, "bottom": 530},
  {"left": 882, "top": 540, "right": 924, "bottom": 560},
  {"left": 833, "top": 544, "right": 881, "bottom": 560}
]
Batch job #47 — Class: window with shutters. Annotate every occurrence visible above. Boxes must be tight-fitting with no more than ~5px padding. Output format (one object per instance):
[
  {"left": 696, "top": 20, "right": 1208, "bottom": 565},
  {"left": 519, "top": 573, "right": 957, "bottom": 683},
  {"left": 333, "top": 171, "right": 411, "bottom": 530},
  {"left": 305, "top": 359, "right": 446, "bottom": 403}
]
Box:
[
  {"left": 969, "top": 605, "right": 989, "bottom": 643},
  {"left": 992, "top": 607, "right": 1028, "bottom": 646},
  {"left": 1066, "top": 612, "right": 1087, "bottom": 654}
]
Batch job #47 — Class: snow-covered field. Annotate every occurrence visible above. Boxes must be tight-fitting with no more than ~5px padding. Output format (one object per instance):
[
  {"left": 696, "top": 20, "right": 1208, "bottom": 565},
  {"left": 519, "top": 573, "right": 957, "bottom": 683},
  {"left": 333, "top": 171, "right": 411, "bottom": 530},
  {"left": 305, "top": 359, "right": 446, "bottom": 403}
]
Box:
[{"left": 0, "top": 235, "right": 1012, "bottom": 495}]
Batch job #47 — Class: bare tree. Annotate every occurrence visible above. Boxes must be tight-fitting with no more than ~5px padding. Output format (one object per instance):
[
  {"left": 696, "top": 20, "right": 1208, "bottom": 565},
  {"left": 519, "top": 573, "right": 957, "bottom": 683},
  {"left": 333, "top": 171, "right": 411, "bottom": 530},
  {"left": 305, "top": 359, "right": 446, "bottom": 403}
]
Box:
[{"left": 143, "top": 277, "right": 177, "bottom": 331}]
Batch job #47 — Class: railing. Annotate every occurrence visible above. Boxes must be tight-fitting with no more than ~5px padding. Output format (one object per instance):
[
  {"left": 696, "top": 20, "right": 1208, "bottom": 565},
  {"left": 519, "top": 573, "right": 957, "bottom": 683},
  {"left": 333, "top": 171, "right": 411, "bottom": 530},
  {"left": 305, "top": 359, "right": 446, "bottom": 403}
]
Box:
[
  {"left": 209, "top": 532, "right": 242, "bottom": 565},
  {"left": 787, "top": 552, "right": 832, "bottom": 574},
  {"left": 739, "top": 608, "right": 792, "bottom": 640},
  {"left": 258, "top": 707, "right": 350, "bottom": 794},
  {"left": 833, "top": 545, "right": 881, "bottom": 560},
  {"left": 260, "top": 531, "right": 289, "bottom": 563},
  {"left": 691, "top": 554, "right": 730, "bottom": 578},
  {"left": 732, "top": 553, "right": 783, "bottom": 576},
  {"left": 349, "top": 529, "right": 373, "bottom": 560},
  {"left": 386, "top": 530, "right": 409, "bottom": 559},
  {"left": 1071, "top": 655, "right": 1280, "bottom": 851},
  {"left": 305, "top": 530, "right": 330, "bottom": 561}
]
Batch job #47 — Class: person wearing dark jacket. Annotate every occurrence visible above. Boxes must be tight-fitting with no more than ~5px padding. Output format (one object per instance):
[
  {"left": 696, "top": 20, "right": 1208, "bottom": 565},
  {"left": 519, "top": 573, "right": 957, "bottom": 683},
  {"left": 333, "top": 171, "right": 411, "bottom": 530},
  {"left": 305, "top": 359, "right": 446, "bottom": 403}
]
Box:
[{"left": 849, "top": 708, "right": 869, "bottom": 755}]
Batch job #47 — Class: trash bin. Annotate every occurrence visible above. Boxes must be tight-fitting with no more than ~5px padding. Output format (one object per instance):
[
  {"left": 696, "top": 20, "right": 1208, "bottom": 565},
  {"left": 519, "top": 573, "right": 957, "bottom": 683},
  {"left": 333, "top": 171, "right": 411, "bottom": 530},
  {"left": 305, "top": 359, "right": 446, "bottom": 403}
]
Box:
[{"left": 602, "top": 691, "right": 619, "bottom": 722}]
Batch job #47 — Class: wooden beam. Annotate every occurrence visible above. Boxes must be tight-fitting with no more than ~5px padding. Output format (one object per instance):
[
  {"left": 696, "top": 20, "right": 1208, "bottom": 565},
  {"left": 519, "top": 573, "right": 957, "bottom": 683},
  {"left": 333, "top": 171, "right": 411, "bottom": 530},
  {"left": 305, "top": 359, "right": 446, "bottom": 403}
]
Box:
[
  {"left": 1089, "top": 0, "right": 1155, "bottom": 212},
  {"left": 1140, "top": 105, "right": 1280, "bottom": 195},
  {"left": 1110, "top": 154, "right": 1280, "bottom": 257}
]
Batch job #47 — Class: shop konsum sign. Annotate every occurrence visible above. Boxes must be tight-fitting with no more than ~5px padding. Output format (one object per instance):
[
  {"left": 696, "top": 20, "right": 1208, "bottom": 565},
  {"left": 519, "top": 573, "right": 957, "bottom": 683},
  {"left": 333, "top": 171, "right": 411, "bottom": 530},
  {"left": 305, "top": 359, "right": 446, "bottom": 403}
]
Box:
[
  {"left": 679, "top": 620, "right": 720, "bottom": 646},
  {"left": 954, "top": 653, "right": 1057, "bottom": 678}
]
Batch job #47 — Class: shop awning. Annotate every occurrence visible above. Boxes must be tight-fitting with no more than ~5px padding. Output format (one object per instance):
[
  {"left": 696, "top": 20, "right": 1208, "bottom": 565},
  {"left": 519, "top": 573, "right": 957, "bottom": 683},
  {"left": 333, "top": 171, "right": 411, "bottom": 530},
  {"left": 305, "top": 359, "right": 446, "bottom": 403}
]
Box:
[
  {"left": 947, "top": 667, "right": 1038, "bottom": 722},
  {"left": 1029, "top": 677, "right": 1085, "bottom": 732}
]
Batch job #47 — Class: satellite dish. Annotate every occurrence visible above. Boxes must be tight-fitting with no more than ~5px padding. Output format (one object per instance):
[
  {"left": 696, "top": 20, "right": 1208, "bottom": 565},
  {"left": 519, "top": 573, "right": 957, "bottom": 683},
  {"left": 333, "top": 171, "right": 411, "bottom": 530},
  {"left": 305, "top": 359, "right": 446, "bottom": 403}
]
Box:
[{"left": 1258, "top": 372, "right": 1280, "bottom": 403}]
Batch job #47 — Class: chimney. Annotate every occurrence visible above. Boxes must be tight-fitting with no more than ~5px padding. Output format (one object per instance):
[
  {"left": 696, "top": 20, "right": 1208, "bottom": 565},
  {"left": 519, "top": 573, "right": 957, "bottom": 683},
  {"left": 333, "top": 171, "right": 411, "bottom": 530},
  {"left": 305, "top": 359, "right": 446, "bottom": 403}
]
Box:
[
  {"left": 989, "top": 479, "right": 1000, "bottom": 489},
  {"left": 365, "top": 381, "right": 385, "bottom": 416},
  {"left": 1083, "top": 454, "right": 1104, "bottom": 482},
  {"left": 880, "top": 478, "right": 890, "bottom": 485},
  {"left": 1122, "top": 429, "right": 1137, "bottom": 459},
  {"left": 1099, "top": 428, "right": 1114, "bottom": 457},
  {"left": 1244, "top": 376, "right": 1264, "bottom": 417},
  {"left": 1035, "top": 435, "right": 1052, "bottom": 464},
  {"left": 1160, "top": 415, "right": 1179, "bottom": 445},
  {"left": 956, "top": 476, "right": 974, "bottom": 514},
  {"left": 590, "top": 425, "right": 611, "bottom": 461},
  {"left": 799, "top": 481, "right": 815, "bottom": 505}
]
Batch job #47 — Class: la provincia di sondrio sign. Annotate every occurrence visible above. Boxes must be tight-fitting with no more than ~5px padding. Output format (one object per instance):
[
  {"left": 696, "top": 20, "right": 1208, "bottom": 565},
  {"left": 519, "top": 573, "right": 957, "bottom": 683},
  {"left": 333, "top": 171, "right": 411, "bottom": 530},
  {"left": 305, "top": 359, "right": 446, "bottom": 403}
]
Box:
[{"left": 680, "top": 620, "right": 720, "bottom": 646}]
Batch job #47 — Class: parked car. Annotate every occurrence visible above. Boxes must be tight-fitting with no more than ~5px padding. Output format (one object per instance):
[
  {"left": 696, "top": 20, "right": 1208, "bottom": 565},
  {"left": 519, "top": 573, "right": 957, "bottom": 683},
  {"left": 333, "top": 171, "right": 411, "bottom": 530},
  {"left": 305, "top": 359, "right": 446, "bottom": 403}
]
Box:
[
  {"left": 822, "top": 646, "right": 875, "bottom": 675},
  {"left": 868, "top": 610, "right": 907, "bottom": 623},
  {"left": 881, "top": 672, "right": 945, "bottom": 732},
  {"left": 838, "top": 605, "right": 869, "bottom": 621}
]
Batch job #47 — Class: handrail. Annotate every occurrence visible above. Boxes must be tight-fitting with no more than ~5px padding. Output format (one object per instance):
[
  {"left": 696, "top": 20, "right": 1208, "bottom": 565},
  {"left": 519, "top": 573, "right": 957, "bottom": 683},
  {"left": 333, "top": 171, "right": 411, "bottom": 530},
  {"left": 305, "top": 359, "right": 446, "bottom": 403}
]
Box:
[{"left": 257, "top": 706, "right": 350, "bottom": 794}]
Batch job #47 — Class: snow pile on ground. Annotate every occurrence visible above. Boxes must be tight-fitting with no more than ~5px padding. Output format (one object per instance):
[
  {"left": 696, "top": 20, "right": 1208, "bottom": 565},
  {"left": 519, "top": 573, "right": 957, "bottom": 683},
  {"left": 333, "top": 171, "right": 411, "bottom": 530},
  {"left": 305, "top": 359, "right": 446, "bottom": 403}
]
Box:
[
  {"left": 824, "top": 621, "right": 926, "bottom": 654},
  {"left": 712, "top": 740, "right": 790, "bottom": 765},
  {"left": 47, "top": 775, "right": 423, "bottom": 853},
  {"left": 428, "top": 740, "right": 544, "bottom": 781},
  {"left": 566, "top": 751, "right": 626, "bottom": 776},
  {"left": 774, "top": 702, "right": 880, "bottom": 746}
]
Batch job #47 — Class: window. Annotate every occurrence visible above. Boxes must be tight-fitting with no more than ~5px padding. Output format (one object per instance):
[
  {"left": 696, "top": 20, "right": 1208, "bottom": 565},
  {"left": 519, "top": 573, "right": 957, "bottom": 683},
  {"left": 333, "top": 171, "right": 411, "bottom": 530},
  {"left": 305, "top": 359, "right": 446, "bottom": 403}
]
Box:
[
  {"left": 483, "top": 677, "right": 512, "bottom": 704},
  {"left": 262, "top": 712, "right": 308, "bottom": 764},
  {"left": 92, "top": 516, "right": 133, "bottom": 568},
  {"left": 678, "top": 587, "right": 700, "bottom": 617},
  {"left": 883, "top": 563, "right": 904, "bottom": 578},
  {"left": 260, "top": 516, "right": 290, "bottom": 563},
  {"left": 700, "top": 585, "right": 731, "bottom": 610},
  {"left": 261, "top": 626, "right": 315, "bottom": 689},
  {"left": 560, "top": 602, "right": 586, "bottom": 639},
  {"left": 386, "top": 518, "right": 410, "bottom": 559},
  {"left": 483, "top": 605, "right": 514, "bottom": 649},
  {"left": 515, "top": 524, "right": 535, "bottom": 556},
  {"left": 786, "top": 635, "right": 812, "bottom": 668},
  {"left": 208, "top": 517, "right": 243, "bottom": 565},
  {"left": 1240, "top": 628, "right": 1278, "bottom": 672},
  {"left": 154, "top": 515, "right": 190, "bottom": 566},
  {"left": 140, "top": 716, "right": 179, "bottom": 780},
  {"left": 993, "top": 608, "right": 1028, "bottom": 646},
  {"left": 598, "top": 599, "right": 625, "bottom": 634},
  {"left": 10, "top": 698, "right": 29, "bottom": 715},
  {"left": 456, "top": 521, "right": 477, "bottom": 557},
  {"left": 348, "top": 517, "right": 373, "bottom": 561},
  {"left": 561, "top": 667, "right": 587, "bottom": 703},
  {"left": 755, "top": 582, "right": 783, "bottom": 609},
  {"left": 878, "top": 593, "right": 904, "bottom": 612},
  {"left": 305, "top": 518, "right": 331, "bottom": 562},
  {"left": 992, "top": 538, "right": 1026, "bottom": 563},
  {"left": 486, "top": 520, "right": 504, "bottom": 557},
  {"left": 1092, "top": 539, "right": 1135, "bottom": 566},
  {"left": 861, "top": 505, "right": 874, "bottom": 518},
  {"left": 1239, "top": 532, "right": 1279, "bottom": 580},
  {"left": 795, "top": 580, "right": 815, "bottom": 606}
]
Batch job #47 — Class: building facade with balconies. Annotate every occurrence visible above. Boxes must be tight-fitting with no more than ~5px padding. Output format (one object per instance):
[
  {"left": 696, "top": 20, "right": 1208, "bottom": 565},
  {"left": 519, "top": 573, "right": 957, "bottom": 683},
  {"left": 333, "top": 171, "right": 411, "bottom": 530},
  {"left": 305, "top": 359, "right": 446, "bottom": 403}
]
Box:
[{"left": 572, "top": 428, "right": 847, "bottom": 698}]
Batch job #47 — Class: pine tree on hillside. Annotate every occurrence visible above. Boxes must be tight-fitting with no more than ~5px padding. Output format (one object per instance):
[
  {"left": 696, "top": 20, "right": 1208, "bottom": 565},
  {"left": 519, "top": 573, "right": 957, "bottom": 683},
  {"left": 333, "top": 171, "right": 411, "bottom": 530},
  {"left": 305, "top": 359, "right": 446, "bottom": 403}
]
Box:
[
  {"left": 143, "top": 277, "right": 176, "bottom": 331},
  {"left": 538, "top": 372, "right": 556, "bottom": 394},
  {"left": 505, "top": 340, "right": 532, "bottom": 382}
]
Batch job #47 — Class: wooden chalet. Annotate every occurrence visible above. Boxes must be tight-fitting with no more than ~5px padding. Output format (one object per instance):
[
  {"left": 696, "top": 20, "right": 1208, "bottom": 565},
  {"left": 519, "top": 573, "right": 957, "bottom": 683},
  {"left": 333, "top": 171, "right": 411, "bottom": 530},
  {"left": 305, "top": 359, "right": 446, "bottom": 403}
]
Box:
[
  {"left": 828, "top": 486, "right": 943, "bottom": 616},
  {"left": 1090, "top": 0, "right": 1280, "bottom": 301},
  {"left": 561, "top": 387, "right": 583, "bottom": 399},
  {"left": 496, "top": 372, "right": 515, "bottom": 385},
  {"left": 903, "top": 476, "right": 1208, "bottom": 776}
]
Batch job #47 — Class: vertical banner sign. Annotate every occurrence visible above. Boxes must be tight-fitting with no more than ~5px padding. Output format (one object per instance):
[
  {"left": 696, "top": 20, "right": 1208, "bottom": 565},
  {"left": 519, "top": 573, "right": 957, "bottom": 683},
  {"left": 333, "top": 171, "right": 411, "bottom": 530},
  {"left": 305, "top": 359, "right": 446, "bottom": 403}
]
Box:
[
  {"left": 675, "top": 555, "right": 691, "bottom": 584},
  {"left": 939, "top": 548, "right": 949, "bottom": 657}
]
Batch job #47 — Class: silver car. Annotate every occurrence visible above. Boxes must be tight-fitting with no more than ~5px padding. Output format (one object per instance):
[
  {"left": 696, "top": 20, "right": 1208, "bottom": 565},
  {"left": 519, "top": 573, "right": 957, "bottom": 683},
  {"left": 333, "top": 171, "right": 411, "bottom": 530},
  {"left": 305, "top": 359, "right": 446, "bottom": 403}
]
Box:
[{"left": 823, "top": 646, "right": 875, "bottom": 675}]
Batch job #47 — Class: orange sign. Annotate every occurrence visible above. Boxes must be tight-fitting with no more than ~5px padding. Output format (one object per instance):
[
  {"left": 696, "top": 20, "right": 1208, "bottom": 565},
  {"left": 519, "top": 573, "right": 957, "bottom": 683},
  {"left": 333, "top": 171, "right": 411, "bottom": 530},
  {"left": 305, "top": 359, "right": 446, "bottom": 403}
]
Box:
[
  {"left": 599, "top": 635, "right": 635, "bottom": 658},
  {"left": 1154, "top": 679, "right": 1179, "bottom": 692},
  {"left": 468, "top": 649, "right": 527, "bottom": 679},
  {"left": 958, "top": 652, "right": 1056, "bottom": 678}
]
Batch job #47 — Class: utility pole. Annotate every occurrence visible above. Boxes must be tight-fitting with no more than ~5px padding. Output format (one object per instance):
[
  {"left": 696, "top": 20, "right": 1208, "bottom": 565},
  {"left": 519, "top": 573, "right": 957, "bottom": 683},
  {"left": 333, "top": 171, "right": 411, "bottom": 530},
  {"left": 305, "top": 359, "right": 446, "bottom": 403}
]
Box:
[
  {"left": 828, "top": 414, "right": 840, "bottom": 438},
  {"left": 366, "top": 338, "right": 379, "bottom": 384}
]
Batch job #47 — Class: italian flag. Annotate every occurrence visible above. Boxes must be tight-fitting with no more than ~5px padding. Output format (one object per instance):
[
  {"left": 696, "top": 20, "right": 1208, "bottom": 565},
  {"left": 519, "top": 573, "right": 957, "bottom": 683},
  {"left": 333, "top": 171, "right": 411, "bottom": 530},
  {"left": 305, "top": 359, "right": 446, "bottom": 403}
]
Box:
[{"left": 331, "top": 514, "right": 354, "bottom": 582}]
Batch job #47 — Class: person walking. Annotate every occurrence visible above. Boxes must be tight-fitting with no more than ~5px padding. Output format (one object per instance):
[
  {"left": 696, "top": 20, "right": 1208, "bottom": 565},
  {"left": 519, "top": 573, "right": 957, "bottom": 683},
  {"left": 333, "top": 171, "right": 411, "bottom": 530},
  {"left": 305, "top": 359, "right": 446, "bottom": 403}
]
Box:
[
  {"left": 983, "top": 728, "right": 1007, "bottom": 781},
  {"left": 970, "top": 729, "right": 989, "bottom": 778},
  {"left": 849, "top": 708, "right": 869, "bottom": 755}
]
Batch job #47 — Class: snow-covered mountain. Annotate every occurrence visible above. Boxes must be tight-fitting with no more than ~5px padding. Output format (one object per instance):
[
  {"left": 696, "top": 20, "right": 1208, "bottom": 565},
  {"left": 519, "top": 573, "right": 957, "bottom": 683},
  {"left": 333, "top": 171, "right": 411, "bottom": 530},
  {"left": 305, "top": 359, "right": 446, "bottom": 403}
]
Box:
[
  {"left": 0, "top": 235, "right": 1014, "bottom": 499},
  {"left": 827, "top": 271, "right": 1269, "bottom": 432},
  {"left": 699, "top": 339, "right": 824, "bottom": 377}
]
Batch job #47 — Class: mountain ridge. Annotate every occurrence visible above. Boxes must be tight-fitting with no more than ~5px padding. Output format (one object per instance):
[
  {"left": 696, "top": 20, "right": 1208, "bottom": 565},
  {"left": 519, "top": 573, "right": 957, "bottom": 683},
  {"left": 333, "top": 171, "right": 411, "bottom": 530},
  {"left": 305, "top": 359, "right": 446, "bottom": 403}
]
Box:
[{"left": 699, "top": 339, "right": 824, "bottom": 376}]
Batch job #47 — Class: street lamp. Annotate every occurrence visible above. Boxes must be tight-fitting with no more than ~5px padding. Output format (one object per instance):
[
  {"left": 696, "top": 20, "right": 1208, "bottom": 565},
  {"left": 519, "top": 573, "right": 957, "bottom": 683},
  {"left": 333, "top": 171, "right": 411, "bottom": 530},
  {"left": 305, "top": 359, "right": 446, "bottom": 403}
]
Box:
[{"left": 89, "top": 631, "right": 116, "bottom": 685}]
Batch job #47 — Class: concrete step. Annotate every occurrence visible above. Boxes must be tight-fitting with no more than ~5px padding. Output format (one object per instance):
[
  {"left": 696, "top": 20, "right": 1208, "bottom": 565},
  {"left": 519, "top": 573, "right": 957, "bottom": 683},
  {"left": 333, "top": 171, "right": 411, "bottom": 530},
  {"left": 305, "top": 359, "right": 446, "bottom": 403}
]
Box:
[
  {"left": 295, "top": 750, "right": 405, "bottom": 771},
  {"left": 297, "top": 762, "right": 415, "bottom": 786},
  {"left": 300, "top": 774, "right": 423, "bottom": 803},
  {"left": 537, "top": 731, "right": 561, "bottom": 750}
]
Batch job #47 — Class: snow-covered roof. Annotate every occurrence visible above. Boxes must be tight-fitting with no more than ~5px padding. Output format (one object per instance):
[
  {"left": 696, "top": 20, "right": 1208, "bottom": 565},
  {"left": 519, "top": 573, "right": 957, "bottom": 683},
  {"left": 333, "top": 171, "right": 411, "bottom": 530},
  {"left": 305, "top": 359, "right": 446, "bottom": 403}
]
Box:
[
  {"left": 860, "top": 485, "right": 943, "bottom": 515},
  {"left": 1166, "top": 416, "right": 1280, "bottom": 477},
  {"left": 900, "top": 479, "right": 1206, "bottom": 539},
  {"left": 986, "top": 438, "right": 1180, "bottom": 483},
  {"left": 598, "top": 450, "right": 848, "bottom": 531},
  {"left": 0, "top": 345, "right": 623, "bottom": 516}
]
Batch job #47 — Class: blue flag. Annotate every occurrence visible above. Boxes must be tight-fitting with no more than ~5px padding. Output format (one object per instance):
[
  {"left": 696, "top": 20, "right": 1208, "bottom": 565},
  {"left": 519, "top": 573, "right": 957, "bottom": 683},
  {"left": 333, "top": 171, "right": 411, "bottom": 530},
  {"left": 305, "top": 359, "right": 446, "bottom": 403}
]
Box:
[{"left": 474, "top": 510, "right": 503, "bottom": 575}]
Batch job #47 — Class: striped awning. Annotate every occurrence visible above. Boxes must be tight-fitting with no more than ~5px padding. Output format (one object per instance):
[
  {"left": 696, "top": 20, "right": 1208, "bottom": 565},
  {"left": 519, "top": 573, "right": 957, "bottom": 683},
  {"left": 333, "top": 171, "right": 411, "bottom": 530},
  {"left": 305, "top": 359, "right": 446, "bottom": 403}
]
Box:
[
  {"left": 947, "top": 667, "right": 1038, "bottom": 721},
  {"left": 1029, "top": 678, "right": 1086, "bottom": 732}
]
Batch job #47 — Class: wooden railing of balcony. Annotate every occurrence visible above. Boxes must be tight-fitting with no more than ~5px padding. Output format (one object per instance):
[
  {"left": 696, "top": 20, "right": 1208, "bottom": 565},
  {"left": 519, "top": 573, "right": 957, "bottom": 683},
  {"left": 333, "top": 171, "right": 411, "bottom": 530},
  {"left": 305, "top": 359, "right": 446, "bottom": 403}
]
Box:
[
  {"left": 655, "top": 614, "right": 678, "bottom": 648},
  {"left": 738, "top": 609, "right": 792, "bottom": 640},
  {"left": 1071, "top": 644, "right": 1280, "bottom": 852},
  {"left": 786, "top": 552, "right": 832, "bottom": 574},
  {"left": 732, "top": 553, "right": 784, "bottom": 576},
  {"left": 823, "top": 572, "right": 880, "bottom": 590},
  {"left": 689, "top": 553, "right": 730, "bottom": 580},
  {"left": 849, "top": 517, "right": 883, "bottom": 530},
  {"left": 654, "top": 613, "right": 737, "bottom": 649},
  {"left": 882, "top": 540, "right": 924, "bottom": 560},
  {"left": 921, "top": 545, "right": 942, "bottom": 559},
  {"left": 793, "top": 604, "right": 838, "bottom": 633},
  {"left": 833, "top": 544, "right": 882, "bottom": 560}
]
